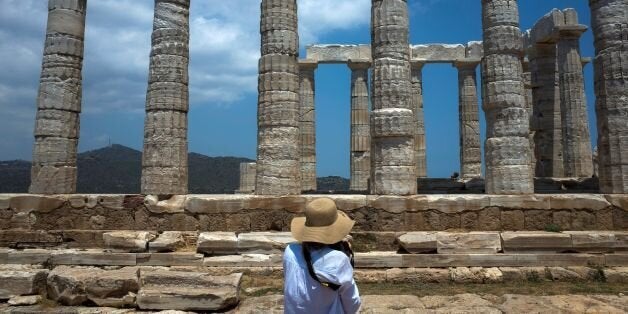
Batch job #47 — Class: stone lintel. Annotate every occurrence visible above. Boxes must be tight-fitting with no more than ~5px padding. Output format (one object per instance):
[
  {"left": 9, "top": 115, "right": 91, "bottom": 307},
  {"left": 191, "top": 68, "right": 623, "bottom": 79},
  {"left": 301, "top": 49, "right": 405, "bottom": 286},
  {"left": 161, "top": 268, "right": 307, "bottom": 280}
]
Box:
[
  {"left": 298, "top": 59, "right": 318, "bottom": 71},
  {"left": 556, "top": 25, "right": 588, "bottom": 38},
  {"left": 347, "top": 58, "right": 371, "bottom": 70},
  {"left": 530, "top": 9, "right": 565, "bottom": 44},
  {"left": 410, "top": 60, "right": 426, "bottom": 70},
  {"left": 453, "top": 59, "right": 481, "bottom": 69},
  {"left": 305, "top": 44, "right": 371, "bottom": 64}
]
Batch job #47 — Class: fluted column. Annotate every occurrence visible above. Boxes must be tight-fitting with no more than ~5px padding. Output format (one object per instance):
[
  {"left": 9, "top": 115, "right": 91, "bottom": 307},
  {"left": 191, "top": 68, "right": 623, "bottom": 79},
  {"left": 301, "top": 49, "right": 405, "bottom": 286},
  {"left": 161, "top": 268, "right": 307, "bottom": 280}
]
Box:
[
  {"left": 298, "top": 60, "right": 317, "bottom": 192},
  {"left": 522, "top": 59, "right": 536, "bottom": 174},
  {"left": 530, "top": 43, "right": 564, "bottom": 177},
  {"left": 589, "top": 0, "right": 628, "bottom": 193},
  {"left": 455, "top": 61, "right": 482, "bottom": 179},
  {"left": 349, "top": 59, "right": 371, "bottom": 192},
  {"left": 141, "top": 0, "right": 190, "bottom": 195},
  {"left": 557, "top": 18, "right": 594, "bottom": 178},
  {"left": 481, "top": 0, "right": 534, "bottom": 194},
  {"left": 411, "top": 61, "right": 427, "bottom": 178},
  {"left": 236, "top": 162, "right": 257, "bottom": 194},
  {"left": 30, "top": 0, "right": 87, "bottom": 194},
  {"left": 371, "top": 0, "right": 416, "bottom": 195},
  {"left": 256, "top": 0, "right": 301, "bottom": 195}
]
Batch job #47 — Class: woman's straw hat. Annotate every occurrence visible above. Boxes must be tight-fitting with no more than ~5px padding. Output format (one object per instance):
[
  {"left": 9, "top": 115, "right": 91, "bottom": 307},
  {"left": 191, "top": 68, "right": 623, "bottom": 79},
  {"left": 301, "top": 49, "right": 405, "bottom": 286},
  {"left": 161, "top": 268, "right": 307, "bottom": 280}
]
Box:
[{"left": 291, "top": 198, "right": 355, "bottom": 244}]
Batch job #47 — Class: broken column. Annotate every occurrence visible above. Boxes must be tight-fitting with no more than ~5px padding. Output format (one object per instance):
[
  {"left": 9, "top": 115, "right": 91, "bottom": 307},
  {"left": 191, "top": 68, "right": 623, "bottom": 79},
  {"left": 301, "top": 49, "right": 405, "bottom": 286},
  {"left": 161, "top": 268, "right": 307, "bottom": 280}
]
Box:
[
  {"left": 589, "top": 0, "right": 628, "bottom": 193},
  {"left": 237, "top": 162, "right": 257, "bottom": 194},
  {"left": 370, "top": 0, "right": 416, "bottom": 195},
  {"left": 481, "top": 0, "right": 534, "bottom": 194},
  {"left": 557, "top": 9, "right": 594, "bottom": 178},
  {"left": 256, "top": 0, "right": 301, "bottom": 195},
  {"left": 30, "top": 0, "right": 87, "bottom": 194},
  {"left": 529, "top": 9, "right": 565, "bottom": 178},
  {"left": 141, "top": 0, "right": 190, "bottom": 195},
  {"left": 348, "top": 59, "right": 371, "bottom": 192},
  {"left": 411, "top": 61, "right": 427, "bottom": 178},
  {"left": 298, "top": 60, "right": 317, "bottom": 192},
  {"left": 455, "top": 61, "right": 482, "bottom": 179}
]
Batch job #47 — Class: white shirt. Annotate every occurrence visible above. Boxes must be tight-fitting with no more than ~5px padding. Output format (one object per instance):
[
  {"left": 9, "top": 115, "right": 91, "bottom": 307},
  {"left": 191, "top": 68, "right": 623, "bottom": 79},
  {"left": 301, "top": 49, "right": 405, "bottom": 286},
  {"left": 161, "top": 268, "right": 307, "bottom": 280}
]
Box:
[{"left": 283, "top": 243, "right": 361, "bottom": 314}]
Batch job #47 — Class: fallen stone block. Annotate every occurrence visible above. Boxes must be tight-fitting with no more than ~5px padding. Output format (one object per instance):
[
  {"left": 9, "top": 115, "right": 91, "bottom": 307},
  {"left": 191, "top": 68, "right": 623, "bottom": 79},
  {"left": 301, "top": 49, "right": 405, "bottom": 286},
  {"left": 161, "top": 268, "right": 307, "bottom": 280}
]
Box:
[
  {"left": 604, "top": 267, "right": 628, "bottom": 283},
  {"left": 0, "top": 266, "right": 48, "bottom": 299},
  {"left": 547, "top": 267, "right": 585, "bottom": 281},
  {"left": 237, "top": 232, "right": 294, "bottom": 254},
  {"left": 137, "top": 270, "right": 242, "bottom": 311},
  {"left": 203, "top": 254, "right": 282, "bottom": 267},
  {"left": 501, "top": 232, "right": 572, "bottom": 253},
  {"left": 197, "top": 232, "right": 238, "bottom": 255},
  {"left": 47, "top": 266, "right": 139, "bottom": 307},
  {"left": 144, "top": 195, "right": 186, "bottom": 214},
  {"left": 103, "top": 231, "right": 157, "bottom": 253},
  {"left": 9, "top": 195, "right": 65, "bottom": 213},
  {"left": 398, "top": 232, "right": 437, "bottom": 253},
  {"left": 437, "top": 232, "right": 501, "bottom": 254},
  {"left": 149, "top": 232, "right": 186, "bottom": 253}
]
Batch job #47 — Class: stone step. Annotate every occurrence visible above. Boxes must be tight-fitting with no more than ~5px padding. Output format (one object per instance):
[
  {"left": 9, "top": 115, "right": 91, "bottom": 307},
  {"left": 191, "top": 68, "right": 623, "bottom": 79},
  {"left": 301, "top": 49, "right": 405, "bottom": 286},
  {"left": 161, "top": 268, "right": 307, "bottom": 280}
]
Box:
[
  {"left": 0, "top": 265, "right": 48, "bottom": 299},
  {"left": 137, "top": 269, "right": 242, "bottom": 311},
  {"left": 3, "top": 248, "right": 626, "bottom": 268}
]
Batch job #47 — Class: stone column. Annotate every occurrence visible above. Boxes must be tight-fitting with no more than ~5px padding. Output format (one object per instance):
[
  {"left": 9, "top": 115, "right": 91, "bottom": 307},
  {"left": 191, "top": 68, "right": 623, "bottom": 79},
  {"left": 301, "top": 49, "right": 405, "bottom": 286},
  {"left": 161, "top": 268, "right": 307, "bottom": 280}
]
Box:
[
  {"left": 141, "top": 0, "right": 190, "bottom": 195},
  {"left": 370, "top": 0, "right": 416, "bottom": 195},
  {"left": 348, "top": 59, "right": 371, "bottom": 192},
  {"left": 236, "top": 162, "right": 257, "bottom": 194},
  {"left": 522, "top": 58, "right": 537, "bottom": 174},
  {"left": 481, "top": 0, "right": 534, "bottom": 194},
  {"left": 298, "top": 60, "right": 317, "bottom": 192},
  {"left": 557, "top": 20, "right": 594, "bottom": 178},
  {"left": 30, "top": 0, "right": 87, "bottom": 194},
  {"left": 455, "top": 61, "right": 482, "bottom": 179},
  {"left": 256, "top": 0, "right": 301, "bottom": 195},
  {"left": 589, "top": 0, "right": 628, "bottom": 193},
  {"left": 411, "top": 61, "right": 427, "bottom": 178},
  {"left": 529, "top": 43, "right": 564, "bottom": 177}
]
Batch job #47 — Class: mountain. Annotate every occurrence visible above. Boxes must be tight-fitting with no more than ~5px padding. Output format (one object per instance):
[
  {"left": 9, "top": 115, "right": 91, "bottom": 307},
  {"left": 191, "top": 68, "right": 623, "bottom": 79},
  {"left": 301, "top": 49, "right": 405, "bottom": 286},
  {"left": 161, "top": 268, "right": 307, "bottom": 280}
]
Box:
[{"left": 0, "top": 145, "right": 349, "bottom": 193}]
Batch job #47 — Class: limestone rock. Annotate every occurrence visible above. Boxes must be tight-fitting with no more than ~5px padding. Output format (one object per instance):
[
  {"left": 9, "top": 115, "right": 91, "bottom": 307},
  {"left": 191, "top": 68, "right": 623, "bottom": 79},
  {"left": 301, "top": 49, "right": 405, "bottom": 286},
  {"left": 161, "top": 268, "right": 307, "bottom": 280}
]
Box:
[
  {"left": 103, "top": 231, "right": 157, "bottom": 253},
  {"left": 604, "top": 267, "right": 628, "bottom": 283},
  {"left": 436, "top": 232, "right": 502, "bottom": 254},
  {"left": 149, "top": 232, "right": 185, "bottom": 253},
  {"left": 203, "top": 254, "right": 282, "bottom": 267},
  {"left": 144, "top": 195, "right": 186, "bottom": 214},
  {"left": 385, "top": 268, "right": 449, "bottom": 283},
  {"left": 9, "top": 195, "right": 65, "bottom": 213},
  {"left": 7, "top": 295, "right": 42, "bottom": 306},
  {"left": 137, "top": 270, "right": 242, "bottom": 311},
  {"left": 197, "top": 232, "right": 237, "bottom": 255},
  {"left": 501, "top": 232, "right": 572, "bottom": 253},
  {"left": 566, "top": 231, "right": 618, "bottom": 253},
  {"left": 398, "top": 232, "right": 437, "bottom": 253},
  {"left": 237, "top": 232, "right": 294, "bottom": 254},
  {"left": 0, "top": 267, "right": 48, "bottom": 299}
]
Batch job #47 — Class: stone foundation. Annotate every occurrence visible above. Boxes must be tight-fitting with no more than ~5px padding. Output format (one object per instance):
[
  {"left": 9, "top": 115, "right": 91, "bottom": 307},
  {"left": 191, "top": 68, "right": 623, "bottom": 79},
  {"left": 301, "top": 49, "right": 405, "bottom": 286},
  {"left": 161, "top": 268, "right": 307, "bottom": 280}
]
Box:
[{"left": 0, "top": 194, "right": 625, "bottom": 233}]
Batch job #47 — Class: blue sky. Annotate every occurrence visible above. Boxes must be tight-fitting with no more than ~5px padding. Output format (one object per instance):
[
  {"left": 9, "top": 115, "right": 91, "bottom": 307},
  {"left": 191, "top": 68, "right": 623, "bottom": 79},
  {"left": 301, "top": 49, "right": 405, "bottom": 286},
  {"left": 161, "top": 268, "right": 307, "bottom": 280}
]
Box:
[{"left": 0, "top": 0, "right": 596, "bottom": 179}]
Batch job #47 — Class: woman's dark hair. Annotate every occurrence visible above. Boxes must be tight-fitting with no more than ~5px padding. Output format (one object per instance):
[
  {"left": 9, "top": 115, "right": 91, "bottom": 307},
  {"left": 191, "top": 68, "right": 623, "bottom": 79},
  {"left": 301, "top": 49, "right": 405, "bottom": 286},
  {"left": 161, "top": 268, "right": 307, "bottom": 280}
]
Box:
[{"left": 302, "top": 241, "right": 355, "bottom": 290}]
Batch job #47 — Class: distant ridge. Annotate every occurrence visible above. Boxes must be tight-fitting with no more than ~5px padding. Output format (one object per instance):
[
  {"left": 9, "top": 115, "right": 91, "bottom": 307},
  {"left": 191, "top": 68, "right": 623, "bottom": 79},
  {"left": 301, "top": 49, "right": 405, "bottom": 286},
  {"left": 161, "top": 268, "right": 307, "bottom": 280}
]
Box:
[{"left": 0, "top": 144, "right": 349, "bottom": 193}]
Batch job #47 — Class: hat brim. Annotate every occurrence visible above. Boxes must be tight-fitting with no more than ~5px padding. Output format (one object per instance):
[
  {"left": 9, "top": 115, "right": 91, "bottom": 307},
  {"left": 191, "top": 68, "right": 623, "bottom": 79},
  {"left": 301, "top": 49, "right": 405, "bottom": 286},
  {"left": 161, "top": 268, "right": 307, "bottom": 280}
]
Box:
[{"left": 291, "top": 211, "right": 355, "bottom": 244}]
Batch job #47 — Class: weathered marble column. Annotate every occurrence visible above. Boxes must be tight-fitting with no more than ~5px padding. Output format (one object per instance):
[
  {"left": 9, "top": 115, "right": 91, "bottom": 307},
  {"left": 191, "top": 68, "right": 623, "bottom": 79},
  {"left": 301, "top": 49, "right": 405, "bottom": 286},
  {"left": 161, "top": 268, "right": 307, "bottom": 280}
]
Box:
[
  {"left": 30, "top": 0, "right": 87, "bottom": 194},
  {"left": 529, "top": 43, "right": 564, "bottom": 177},
  {"left": 236, "top": 162, "right": 257, "bottom": 194},
  {"left": 348, "top": 59, "right": 371, "bottom": 192},
  {"left": 557, "top": 15, "right": 594, "bottom": 178},
  {"left": 141, "top": 0, "right": 190, "bottom": 195},
  {"left": 298, "top": 60, "right": 317, "bottom": 192},
  {"left": 256, "top": 0, "right": 301, "bottom": 195},
  {"left": 522, "top": 58, "right": 537, "bottom": 174},
  {"left": 411, "top": 61, "right": 427, "bottom": 178},
  {"left": 455, "top": 61, "right": 482, "bottom": 179},
  {"left": 370, "top": 0, "right": 416, "bottom": 195},
  {"left": 589, "top": 0, "right": 628, "bottom": 193},
  {"left": 481, "top": 0, "right": 534, "bottom": 194}
]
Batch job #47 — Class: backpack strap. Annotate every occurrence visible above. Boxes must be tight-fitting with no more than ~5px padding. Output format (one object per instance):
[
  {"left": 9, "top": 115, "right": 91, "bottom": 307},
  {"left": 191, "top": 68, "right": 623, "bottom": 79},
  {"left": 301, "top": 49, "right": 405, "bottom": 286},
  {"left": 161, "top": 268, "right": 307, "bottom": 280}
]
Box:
[{"left": 302, "top": 245, "right": 341, "bottom": 291}]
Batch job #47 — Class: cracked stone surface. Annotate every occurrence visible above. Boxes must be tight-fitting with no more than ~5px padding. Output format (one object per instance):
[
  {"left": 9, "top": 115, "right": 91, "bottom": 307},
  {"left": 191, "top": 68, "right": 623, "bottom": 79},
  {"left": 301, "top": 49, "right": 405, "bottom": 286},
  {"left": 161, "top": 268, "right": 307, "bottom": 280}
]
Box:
[
  {"left": 29, "top": 0, "right": 87, "bottom": 194},
  {"left": 456, "top": 61, "right": 482, "bottom": 179},
  {"left": 349, "top": 60, "right": 371, "bottom": 192},
  {"left": 411, "top": 61, "right": 427, "bottom": 179},
  {"left": 298, "top": 60, "right": 317, "bottom": 192},
  {"left": 141, "top": 0, "right": 190, "bottom": 195}
]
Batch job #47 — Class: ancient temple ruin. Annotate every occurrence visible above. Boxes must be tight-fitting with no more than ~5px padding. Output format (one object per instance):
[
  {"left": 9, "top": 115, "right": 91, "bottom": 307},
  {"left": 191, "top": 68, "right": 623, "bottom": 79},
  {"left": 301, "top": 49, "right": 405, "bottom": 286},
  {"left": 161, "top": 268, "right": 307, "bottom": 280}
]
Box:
[{"left": 2, "top": 0, "right": 626, "bottom": 312}]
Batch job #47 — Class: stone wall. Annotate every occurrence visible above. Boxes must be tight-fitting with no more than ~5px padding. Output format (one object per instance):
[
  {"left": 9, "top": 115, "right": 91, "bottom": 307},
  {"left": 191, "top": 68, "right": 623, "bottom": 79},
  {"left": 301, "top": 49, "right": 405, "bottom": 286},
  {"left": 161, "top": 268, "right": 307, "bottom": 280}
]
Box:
[{"left": 1, "top": 194, "right": 626, "bottom": 233}]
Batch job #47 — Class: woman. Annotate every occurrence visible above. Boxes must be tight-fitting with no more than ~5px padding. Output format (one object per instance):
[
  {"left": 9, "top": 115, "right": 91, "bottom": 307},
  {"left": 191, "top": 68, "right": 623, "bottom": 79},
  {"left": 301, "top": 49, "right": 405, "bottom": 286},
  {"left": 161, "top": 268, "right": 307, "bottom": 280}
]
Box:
[{"left": 283, "top": 198, "right": 361, "bottom": 314}]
